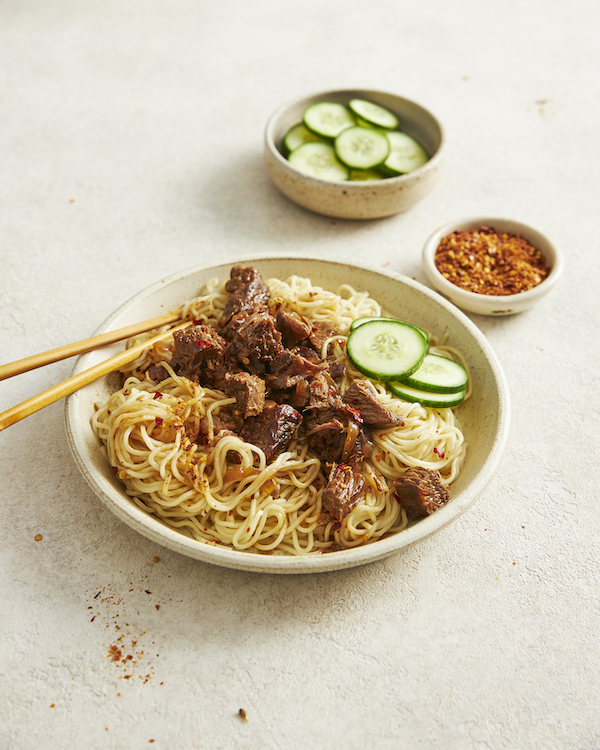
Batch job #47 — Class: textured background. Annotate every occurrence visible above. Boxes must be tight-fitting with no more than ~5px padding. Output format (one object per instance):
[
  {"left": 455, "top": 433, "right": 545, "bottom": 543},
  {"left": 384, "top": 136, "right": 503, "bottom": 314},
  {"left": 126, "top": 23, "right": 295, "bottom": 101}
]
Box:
[{"left": 1, "top": 1, "right": 599, "bottom": 748}]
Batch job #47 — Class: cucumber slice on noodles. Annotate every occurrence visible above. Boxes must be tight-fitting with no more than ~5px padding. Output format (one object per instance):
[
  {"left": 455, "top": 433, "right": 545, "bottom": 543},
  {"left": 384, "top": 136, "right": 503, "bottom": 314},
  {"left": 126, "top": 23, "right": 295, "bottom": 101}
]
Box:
[
  {"left": 335, "top": 126, "right": 390, "bottom": 170},
  {"left": 349, "top": 99, "right": 399, "bottom": 130},
  {"left": 383, "top": 131, "right": 429, "bottom": 175},
  {"left": 303, "top": 102, "right": 356, "bottom": 139},
  {"left": 288, "top": 141, "right": 349, "bottom": 181},
  {"left": 387, "top": 381, "right": 466, "bottom": 408},
  {"left": 400, "top": 353, "right": 468, "bottom": 394},
  {"left": 351, "top": 316, "right": 429, "bottom": 343},
  {"left": 283, "top": 123, "right": 323, "bottom": 156},
  {"left": 346, "top": 319, "right": 427, "bottom": 381}
]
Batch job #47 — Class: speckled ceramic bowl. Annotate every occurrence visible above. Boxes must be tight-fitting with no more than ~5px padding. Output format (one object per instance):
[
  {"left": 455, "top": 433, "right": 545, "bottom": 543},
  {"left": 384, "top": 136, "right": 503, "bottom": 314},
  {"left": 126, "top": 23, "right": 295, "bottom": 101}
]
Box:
[
  {"left": 65, "top": 256, "right": 510, "bottom": 574},
  {"left": 422, "top": 217, "right": 563, "bottom": 316},
  {"left": 264, "top": 89, "right": 446, "bottom": 220}
]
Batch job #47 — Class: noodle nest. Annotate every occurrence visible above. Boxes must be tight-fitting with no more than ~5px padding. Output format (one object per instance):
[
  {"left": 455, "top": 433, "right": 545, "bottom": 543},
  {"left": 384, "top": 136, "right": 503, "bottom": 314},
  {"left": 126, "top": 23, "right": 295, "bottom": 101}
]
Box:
[{"left": 92, "top": 274, "right": 468, "bottom": 556}]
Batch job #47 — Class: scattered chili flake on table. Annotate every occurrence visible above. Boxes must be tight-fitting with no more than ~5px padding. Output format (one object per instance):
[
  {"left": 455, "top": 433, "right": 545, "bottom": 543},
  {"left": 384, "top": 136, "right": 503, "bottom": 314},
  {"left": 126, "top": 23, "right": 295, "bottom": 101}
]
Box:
[{"left": 434, "top": 226, "right": 550, "bottom": 296}]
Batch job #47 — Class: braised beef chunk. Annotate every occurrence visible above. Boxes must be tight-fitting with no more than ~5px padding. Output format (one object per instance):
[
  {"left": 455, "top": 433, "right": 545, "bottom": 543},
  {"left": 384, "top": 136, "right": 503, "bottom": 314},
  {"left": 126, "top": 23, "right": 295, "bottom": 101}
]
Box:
[
  {"left": 222, "top": 371, "right": 266, "bottom": 418},
  {"left": 304, "top": 404, "right": 371, "bottom": 466},
  {"left": 327, "top": 361, "right": 347, "bottom": 380},
  {"left": 276, "top": 310, "right": 312, "bottom": 347},
  {"left": 219, "top": 266, "right": 270, "bottom": 328},
  {"left": 322, "top": 463, "right": 365, "bottom": 521},
  {"left": 394, "top": 467, "right": 450, "bottom": 519},
  {"left": 266, "top": 349, "right": 328, "bottom": 390},
  {"left": 171, "top": 325, "right": 230, "bottom": 384},
  {"left": 308, "top": 320, "right": 340, "bottom": 354},
  {"left": 240, "top": 402, "right": 303, "bottom": 462},
  {"left": 147, "top": 364, "right": 169, "bottom": 382},
  {"left": 225, "top": 311, "right": 283, "bottom": 374},
  {"left": 343, "top": 378, "right": 404, "bottom": 429}
]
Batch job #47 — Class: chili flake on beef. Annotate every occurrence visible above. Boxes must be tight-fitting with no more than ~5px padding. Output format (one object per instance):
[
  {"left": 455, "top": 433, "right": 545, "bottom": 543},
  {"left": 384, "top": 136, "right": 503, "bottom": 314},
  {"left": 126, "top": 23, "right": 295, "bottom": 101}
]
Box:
[{"left": 434, "top": 226, "right": 550, "bottom": 296}]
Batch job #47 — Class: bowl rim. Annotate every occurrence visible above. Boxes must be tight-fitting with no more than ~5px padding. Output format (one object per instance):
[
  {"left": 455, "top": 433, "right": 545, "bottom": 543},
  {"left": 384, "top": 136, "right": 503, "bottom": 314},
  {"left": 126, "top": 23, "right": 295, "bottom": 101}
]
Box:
[
  {"left": 422, "top": 216, "right": 564, "bottom": 304},
  {"left": 264, "top": 87, "right": 447, "bottom": 188},
  {"left": 65, "top": 254, "right": 511, "bottom": 574}
]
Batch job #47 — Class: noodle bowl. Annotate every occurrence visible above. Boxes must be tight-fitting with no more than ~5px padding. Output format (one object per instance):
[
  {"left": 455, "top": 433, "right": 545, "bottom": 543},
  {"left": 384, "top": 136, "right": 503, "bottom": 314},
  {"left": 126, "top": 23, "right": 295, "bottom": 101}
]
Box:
[{"left": 91, "top": 271, "right": 468, "bottom": 556}]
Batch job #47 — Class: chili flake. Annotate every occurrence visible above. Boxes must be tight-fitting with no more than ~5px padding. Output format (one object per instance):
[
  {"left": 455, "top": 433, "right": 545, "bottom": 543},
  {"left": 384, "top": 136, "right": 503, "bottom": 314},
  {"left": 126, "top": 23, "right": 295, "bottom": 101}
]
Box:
[{"left": 434, "top": 226, "right": 549, "bottom": 296}]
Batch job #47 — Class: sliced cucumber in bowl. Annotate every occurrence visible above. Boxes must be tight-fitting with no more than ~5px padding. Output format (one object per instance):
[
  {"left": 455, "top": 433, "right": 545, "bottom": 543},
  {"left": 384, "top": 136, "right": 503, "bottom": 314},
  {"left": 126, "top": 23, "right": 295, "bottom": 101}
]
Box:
[
  {"left": 335, "top": 126, "right": 390, "bottom": 170},
  {"left": 288, "top": 141, "right": 349, "bottom": 181}
]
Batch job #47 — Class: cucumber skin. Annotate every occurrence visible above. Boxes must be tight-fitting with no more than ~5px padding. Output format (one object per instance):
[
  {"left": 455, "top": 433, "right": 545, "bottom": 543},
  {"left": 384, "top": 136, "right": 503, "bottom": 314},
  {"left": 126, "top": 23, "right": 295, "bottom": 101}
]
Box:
[
  {"left": 401, "top": 354, "right": 468, "bottom": 394},
  {"left": 348, "top": 99, "right": 399, "bottom": 130},
  {"left": 387, "top": 381, "right": 466, "bottom": 408},
  {"left": 351, "top": 316, "right": 429, "bottom": 344}
]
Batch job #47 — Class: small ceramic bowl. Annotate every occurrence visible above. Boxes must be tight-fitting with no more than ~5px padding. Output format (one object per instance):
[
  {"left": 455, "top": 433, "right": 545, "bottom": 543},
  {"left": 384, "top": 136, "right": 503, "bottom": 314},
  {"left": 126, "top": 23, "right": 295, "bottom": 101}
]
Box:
[
  {"left": 264, "top": 89, "right": 446, "bottom": 220},
  {"left": 422, "top": 217, "right": 563, "bottom": 316}
]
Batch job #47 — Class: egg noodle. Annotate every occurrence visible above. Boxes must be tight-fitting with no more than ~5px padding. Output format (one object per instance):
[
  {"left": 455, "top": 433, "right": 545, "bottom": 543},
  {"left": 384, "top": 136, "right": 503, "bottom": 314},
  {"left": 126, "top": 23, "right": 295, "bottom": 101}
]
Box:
[{"left": 92, "top": 274, "right": 469, "bottom": 555}]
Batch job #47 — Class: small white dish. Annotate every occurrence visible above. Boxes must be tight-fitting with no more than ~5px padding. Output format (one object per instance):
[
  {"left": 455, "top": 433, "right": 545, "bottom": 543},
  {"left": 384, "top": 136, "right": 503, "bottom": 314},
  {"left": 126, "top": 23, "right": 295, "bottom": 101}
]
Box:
[
  {"left": 65, "top": 256, "right": 510, "bottom": 574},
  {"left": 422, "top": 217, "right": 563, "bottom": 316},
  {"left": 264, "top": 89, "right": 446, "bottom": 220}
]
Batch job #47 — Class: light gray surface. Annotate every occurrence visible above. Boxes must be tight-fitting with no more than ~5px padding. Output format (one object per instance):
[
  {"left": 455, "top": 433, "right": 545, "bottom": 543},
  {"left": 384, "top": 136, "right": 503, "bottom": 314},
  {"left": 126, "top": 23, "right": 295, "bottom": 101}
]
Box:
[{"left": 1, "top": 1, "right": 598, "bottom": 748}]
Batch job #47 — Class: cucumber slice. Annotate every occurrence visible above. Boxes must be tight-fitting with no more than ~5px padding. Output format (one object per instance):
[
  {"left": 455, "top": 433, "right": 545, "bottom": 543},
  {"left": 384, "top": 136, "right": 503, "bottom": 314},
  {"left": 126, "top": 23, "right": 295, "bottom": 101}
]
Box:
[
  {"left": 335, "top": 126, "right": 391, "bottom": 170},
  {"left": 383, "top": 131, "right": 429, "bottom": 175},
  {"left": 282, "top": 123, "right": 323, "bottom": 156},
  {"left": 350, "top": 316, "right": 429, "bottom": 343},
  {"left": 303, "top": 102, "right": 356, "bottom": 139},
  {"left": 348, "top": 169, "right": 385, "bottom": 181},
  {"left": 288, "top": 141, "right": 349, "bottom": 181},
  {"left": 349, "top": 99, "right": 399, "bottom": 130},
  {"left": 346, "top": 319, "right": 427, "bottom": 381},
  {"left": 387, "top": 381, "right": 466, "bottom": 408},
  {"left": 400, "top": 353, "right": 468, "bottom": 394}
]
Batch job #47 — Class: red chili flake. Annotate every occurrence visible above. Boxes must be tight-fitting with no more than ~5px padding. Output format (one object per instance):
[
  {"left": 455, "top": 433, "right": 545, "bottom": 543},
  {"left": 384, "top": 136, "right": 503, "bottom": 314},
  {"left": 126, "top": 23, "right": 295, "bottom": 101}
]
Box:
[
  {"left": 153, "top": 392, "right": 163, "bottom": 400},
  {"left": 112, "top": 466, "right": 119, "bottom": 474},
  {"left": 375, "top": 455, "right": 382, "bottom": 461},
  {"left": 434, "top": 447, "right": 445, "bottom": 458},
  {"left": 434, "top": 225, "right": 550, "bottom": 295},
  {"left": 155, "top": 417, "right": 164, "bottom": 427}
]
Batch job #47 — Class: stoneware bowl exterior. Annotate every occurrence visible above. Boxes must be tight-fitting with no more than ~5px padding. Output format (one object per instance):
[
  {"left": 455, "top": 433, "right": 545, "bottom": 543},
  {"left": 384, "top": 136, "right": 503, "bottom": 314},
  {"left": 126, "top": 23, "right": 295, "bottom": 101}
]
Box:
[
  {"left": 422, "top": 217, "right": 563, "bottom": 316},
  {"left": 264, "top": 89, "right": 446, "bottom": 220},
  {"left": 65, "top": 256, "right": 510, "bottom": 574}
]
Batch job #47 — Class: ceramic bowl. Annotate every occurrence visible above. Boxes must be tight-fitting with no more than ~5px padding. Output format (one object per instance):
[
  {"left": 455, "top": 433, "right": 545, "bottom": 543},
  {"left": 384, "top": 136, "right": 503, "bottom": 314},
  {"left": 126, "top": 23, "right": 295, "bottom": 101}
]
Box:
[
  {"left": 65, "top": 256, "right": 510, "bottom": 574},
  {"left": 422, "top": 217, "right": 563, "bottom": 316},
  {"left": 263, "top": 89, "right": 446, "bottom": 220}
]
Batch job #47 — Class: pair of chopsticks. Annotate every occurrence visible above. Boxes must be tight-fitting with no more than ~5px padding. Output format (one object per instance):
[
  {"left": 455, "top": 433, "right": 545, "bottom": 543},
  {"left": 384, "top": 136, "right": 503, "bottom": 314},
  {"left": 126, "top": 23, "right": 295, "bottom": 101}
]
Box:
[{"left": 0, "top": 309, "right": 190, "bottom": 431}]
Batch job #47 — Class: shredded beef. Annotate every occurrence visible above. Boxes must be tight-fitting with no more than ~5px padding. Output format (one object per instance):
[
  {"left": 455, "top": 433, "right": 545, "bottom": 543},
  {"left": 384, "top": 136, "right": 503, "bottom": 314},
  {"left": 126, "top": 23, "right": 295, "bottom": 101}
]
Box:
[
  {"left": 394, "top": 467, "right": 450, "bottom": 519},
  {"left": 308, "top": 320, "right": 341, "bottom": 354},
  {"left": 170, "top": 324, "right": 231, "bottom": 385},
  {"left": 276, "top": 310, "right": 312, "bottom": 347},
  {"left": 222, "top": 371, "right": 266, "bottom": 418},
  {"left": 225, "top": 311, "right": 283, "bottom": 374},
  {"left": 240, "top": 401, "right": 303, "bottom": 463},
  {"left": 322, "top": 463, "right": 366, "bottom": 521},
  {"left": 343, "top": 378, "right": 404, "bottom": 429},
  {"left": 265, "top": 349, "right": 328, "bottom": 391},
  {"left": 219, "top": 265, "right": 271, "bottom": 329}
]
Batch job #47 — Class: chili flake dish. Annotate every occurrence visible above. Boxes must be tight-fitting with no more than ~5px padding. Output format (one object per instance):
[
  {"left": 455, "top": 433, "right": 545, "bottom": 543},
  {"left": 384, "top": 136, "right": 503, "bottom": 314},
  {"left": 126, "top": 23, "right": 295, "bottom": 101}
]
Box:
[{"left": 422, "top": 217, "right": 563, "bottom": 316}]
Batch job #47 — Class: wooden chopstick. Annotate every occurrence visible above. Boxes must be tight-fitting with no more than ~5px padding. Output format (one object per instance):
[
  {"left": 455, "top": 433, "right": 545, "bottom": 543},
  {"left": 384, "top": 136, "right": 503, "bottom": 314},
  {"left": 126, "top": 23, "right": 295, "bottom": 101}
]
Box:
[
  {"left": 0, "top": 308, "right": 184, "bottom": 382},
  {"left": 0, "top": 320, "right": 190, "bottom": 431}
]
